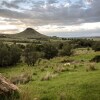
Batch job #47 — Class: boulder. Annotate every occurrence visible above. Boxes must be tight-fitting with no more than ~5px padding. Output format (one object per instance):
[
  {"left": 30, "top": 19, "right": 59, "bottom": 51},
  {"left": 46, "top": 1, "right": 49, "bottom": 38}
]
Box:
[{"left": 0, "top": 73, "right": 19, "bottom": 100}]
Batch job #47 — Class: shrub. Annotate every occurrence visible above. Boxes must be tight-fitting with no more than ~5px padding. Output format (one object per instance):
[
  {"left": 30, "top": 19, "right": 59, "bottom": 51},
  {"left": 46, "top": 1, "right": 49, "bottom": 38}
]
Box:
[
  {"left": 10, "top": 45, "right": 21, "bottom": 65},
  {"left": 10, "top": 73, "right": 32, "bottom": 84},
  {"left": 43, "top": 43, "right": 58, "bottom": 59},
  {"left": 90, "top": 55, "right": 100, "bottom": 63},
  {"left": 92, "top": 41, "right": 100, "bottom": 51},
  {"left": 71, "top": 39, "right": 93, "bottom": 48},
  {"left": 59, "top": 44, "right": 73, "bottom": 56},
  {"left": 58, "top": 42, "right": 63, "bottom": 49},
  {"left": 24, "top": 51, "right": 41, "bottom": 66},
  {"left": 86, "top": 63, "right": 96, "bottom": 72},
  {"left": 24, "top": 44, "right": 44, "bottom": 66},
  {"left": 17, "top": 44, "right": 25, "bottom": 49},
  {"left": 0, "top": 43, "right": 21, "bottom": 67},
  {"left": 41, "top": 72, "right": 51, "bottom": 81}
]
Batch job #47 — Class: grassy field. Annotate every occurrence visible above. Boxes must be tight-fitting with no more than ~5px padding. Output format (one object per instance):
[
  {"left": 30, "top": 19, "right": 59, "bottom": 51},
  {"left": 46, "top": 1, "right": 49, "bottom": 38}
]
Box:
[{"left": 0, "top": 48, "right": 100, "bottom": 100}]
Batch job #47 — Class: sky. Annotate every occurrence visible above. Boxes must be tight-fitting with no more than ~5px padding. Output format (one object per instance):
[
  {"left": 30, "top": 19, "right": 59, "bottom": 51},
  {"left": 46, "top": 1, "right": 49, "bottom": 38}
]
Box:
[{"left": 0, "top": 0, "right": 100, "bottom": 37}]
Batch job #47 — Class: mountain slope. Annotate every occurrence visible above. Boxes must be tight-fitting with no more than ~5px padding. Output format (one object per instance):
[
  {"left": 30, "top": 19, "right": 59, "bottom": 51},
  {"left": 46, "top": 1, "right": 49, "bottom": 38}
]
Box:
[{"left": 13, "top": 28, "right": 48, "bottom": 39}]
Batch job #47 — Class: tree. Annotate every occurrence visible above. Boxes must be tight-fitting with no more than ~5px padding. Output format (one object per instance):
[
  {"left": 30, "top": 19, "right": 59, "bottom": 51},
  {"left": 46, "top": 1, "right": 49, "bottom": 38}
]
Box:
[
  {"left": 10, "top": 44, "right": 21, "bottom": 65},
  {"left": 0, "top": 43, "right": 21, "bottom": 67},
  {"left": 43, "top": 43, "right": 58, "bottom": 59},
  {"left": 24, "top": 51, "right": 40, "bottom": 66},
  {"left": 59, "top": 43, "right": 73, "bottom": 56},
  {"left": 92, "top": 41, "right": 100, "bottom": 51},
  {"left": 24, "top": 44, "right": 43, "bottom": 66},
  {"left": 0, "top": 44, "right": 11, "bottom": 67},
  {"left": 58, "top": 42, "right": 63, "bottom": 49}
]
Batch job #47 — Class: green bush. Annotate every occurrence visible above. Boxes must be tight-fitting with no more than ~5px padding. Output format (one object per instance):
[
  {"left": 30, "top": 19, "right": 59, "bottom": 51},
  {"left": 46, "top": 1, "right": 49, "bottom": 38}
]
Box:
[
  {"left": 0, "top": 43, "right": 21, "bottom": 67},
  {"left": 90, "top": 55, "right": 100, "bottom": 63},
  {"left": 10, "top": 45, "right": 21, "bottom": 65},
  {"left": 59, "top": 44, "right": 73, "bottom": 56},
  {"left": 43, "top": 43, "right": 58, "bottom": 59},
  {"left": 24, "top": 44, "right": 43, "bottom": 66},
  {"left": 92, "top": 41, "right": 100, "bottom": 51}
]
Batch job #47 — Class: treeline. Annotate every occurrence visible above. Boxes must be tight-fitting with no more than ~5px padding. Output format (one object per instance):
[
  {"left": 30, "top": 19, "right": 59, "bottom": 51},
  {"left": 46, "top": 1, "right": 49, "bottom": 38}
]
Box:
[
  {"left": 0, "top": 42, "right": 73, "bottom": 67},
  {"left": 0, "top": 39, "right": 100, "bottom": 67},
  {"left": 69, "top": 39, "right": 100, "bottom": 51}
]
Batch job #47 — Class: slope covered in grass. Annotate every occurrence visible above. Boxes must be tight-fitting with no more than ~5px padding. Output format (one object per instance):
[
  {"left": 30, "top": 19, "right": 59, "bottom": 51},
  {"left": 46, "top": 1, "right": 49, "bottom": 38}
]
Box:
[{"left": 0, "top": 48, "right": 100, "bottom": 100}]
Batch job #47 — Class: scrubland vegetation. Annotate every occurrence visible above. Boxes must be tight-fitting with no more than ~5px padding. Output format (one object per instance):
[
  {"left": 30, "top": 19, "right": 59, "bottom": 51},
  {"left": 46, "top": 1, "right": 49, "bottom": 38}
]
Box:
[{"left": 0, "top": 38, "right": 100, "bottom": 100}]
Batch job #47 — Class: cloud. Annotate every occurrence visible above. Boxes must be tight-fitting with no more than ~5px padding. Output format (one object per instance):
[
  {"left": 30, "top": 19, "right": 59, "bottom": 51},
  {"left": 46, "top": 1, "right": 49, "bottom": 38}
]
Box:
[
  {"left": 0, "top": 8, "right": 31, "bottom": 19},
  {"left": 47, "top": 0, "right": 58, "bottom": 4},
  {"left": 0, "top": 0, "right": 100, "bottom": 30},
  {"left": 84, "top": 0, "right": 100, "bottom": 22},
  {"left": 0, "top": 29, "right": 19, "bottom": 34},
  {"left": 1, "top": 1, "right": 19, "bottom": 9}
]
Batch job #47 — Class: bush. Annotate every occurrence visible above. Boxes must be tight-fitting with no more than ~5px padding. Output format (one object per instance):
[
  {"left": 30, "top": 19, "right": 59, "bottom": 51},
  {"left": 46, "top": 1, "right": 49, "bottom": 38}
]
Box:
[
  {"left": 17, "top": 44, "right": 25, "bottom": 49},
  {"left": 41, "top": 72, "right": 51, "bottom": 81},
  {"left": 10, "top": 73, "right": 32, "bottom": 84},
  {"left": 90, "top": 55, "right": 100, "bottom": 63},
  {"left": 70, "top": 39, "right": 94, "bottom": 48},
  {"left": 43, "top": 43, "right": 58, "bottom": 59},
  {"left": 10, "top": 45, "right": 21, "bottom": 65},
  {"left": 59, "top": 44, "right": 73, "bottom": 56},
  {"left": 86, "top": 63, "right": 96, "bottom": 72},
  {"left": 24, "top": 44, "right": 43, "bottom": 66},
  {"left": 92, "top": 41, "right": 100, "bottom": 51},
  {"left": 0, "top": 43, "right": 21, "bottom": 67}
]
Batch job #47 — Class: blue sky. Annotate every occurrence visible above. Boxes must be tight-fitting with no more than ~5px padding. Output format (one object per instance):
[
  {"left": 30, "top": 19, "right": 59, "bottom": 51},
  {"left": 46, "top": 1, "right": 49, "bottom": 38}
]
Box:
[{"left": 0, "top": 0, "right": 100, "bottom": 37}]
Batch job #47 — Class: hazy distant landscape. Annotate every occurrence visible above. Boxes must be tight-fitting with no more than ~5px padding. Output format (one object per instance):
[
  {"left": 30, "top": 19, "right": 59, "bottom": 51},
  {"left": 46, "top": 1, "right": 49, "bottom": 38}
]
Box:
[{"left": 0, "top": 0, "right": 100, "bottom": 100}]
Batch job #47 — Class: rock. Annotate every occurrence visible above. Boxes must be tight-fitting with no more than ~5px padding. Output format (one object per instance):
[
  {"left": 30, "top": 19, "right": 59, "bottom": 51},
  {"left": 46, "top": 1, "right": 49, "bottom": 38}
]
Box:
[{"left": 0, "top": 73, "right": 19, "bottom": 100}]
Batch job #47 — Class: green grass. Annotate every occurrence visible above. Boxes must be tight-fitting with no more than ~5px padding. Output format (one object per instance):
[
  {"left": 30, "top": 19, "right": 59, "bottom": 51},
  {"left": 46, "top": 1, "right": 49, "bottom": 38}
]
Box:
[{"left": 0, "top": 48, "right": 100, "bottom": 100}]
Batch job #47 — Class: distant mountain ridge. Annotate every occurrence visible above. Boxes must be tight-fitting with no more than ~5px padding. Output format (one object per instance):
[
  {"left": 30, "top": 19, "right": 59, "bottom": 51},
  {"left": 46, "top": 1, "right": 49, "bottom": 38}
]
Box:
[
  {"left": 13, "top": 28, "right": 48, "bottom": 38},
  {"left": 0, "top": 28, "right": 48, "bottom": 39}
]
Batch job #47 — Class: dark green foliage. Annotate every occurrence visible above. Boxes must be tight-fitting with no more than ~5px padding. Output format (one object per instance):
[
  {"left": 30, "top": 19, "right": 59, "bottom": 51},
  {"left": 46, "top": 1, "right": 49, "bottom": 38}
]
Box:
[
  {"left": 90, "top": 55, "right": 100, "bottom": 63},
  {"left": 43, "top": 43, "right": 58, "bottom": 59},
  {"left": 92, "top": 41, "right": 100, "bottom": 51},
  {"left": 0, "top": 91, "right": 20, "bottom": 100},
  {"left": 10, "top": 45, "right": 21, "bottom": 65},
  {"left": 24, "top": 44, "right": 43, "bottom": 66},
  {"left": 0, "top": 43, "right": 11, "bottom": 67},
  {"left": 24, "top": 51, "right": 41, "bottom": 66},
  {"left": 58, "top": 43, "right": 63, "bottom": 49},
  {"left": 70, "top": 39, "right": 94, "bottom": 48},
  {"left": 59, "top": 43, "right": 73, "bottom": 56},
  {"left": 35, "top": 44, "right": 44, "bottom": 52},
  {"left": 17, "top": 44, "right": 25, "bottom": 49},
  {"left": 0, "top": 43, "right": 21, "bottom": 67}
]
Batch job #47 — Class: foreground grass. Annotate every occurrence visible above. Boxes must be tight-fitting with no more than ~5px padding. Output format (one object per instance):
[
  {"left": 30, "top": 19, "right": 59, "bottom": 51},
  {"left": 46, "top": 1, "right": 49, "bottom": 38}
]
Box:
[{"left": 0, "top": 48, "right": 100, "bottom": 100}]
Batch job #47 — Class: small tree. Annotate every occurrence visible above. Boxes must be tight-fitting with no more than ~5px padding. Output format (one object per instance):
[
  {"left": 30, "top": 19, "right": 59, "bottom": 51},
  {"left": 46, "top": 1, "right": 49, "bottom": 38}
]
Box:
[
  {"left": 90, "top": 55, "right": 100, "bottom": 63},
  {"left": 10, "top": 44, "right": 21, "bottom": 65},
  {"left": 0, "top": 43, "right": 21, "bottom": 67},
  {"left": 24, "top": 44, "right": 43, "bottom": 66},
  {"left": 92, "top": 41, "right": 100, "bottom": 51},
  {"left": 43, "top": 43, "right": 58, "bottom": 59},
  {"left": 24, "top": 51, "right": 40, "bottom": 66},
  {"left": 58, "top": 43, "right": 63, "bottom": 49},
  {"left": 0, "top": 44, "right": 10, "bottom": 67},
  {"left": 59, "top": 44, "right": 73, "bottom": 56}
]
